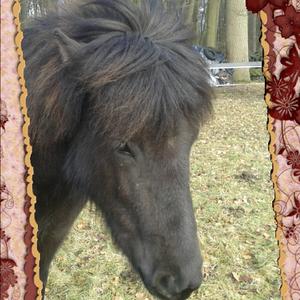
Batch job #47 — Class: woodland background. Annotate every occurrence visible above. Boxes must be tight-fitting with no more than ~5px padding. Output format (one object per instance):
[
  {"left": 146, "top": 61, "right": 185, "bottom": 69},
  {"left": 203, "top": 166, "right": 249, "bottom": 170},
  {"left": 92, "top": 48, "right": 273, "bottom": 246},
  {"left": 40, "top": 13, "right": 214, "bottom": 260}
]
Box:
[
  {"left": 19, "top": 0, "right": 262, "bottom": 82},
  {"left": 18, "top": 1, "right": 279, "bottom": 299}
]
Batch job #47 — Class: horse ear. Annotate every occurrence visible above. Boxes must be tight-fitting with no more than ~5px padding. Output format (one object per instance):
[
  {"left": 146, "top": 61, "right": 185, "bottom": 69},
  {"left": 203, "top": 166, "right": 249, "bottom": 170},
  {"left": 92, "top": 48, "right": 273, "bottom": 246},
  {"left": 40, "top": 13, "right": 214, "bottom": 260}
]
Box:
[{"left": 53, "top": 29, "right": 81, "bottom": 62}]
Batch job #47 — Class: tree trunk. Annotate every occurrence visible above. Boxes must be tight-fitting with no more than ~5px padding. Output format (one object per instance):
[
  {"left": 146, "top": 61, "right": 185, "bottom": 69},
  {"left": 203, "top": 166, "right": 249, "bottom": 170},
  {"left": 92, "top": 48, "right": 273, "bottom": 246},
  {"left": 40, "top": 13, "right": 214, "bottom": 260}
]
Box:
[
  {"left": 183, "top": 0, "right": 195, "bottom": 24},
  {"left": 205, "top": 0, "right": 221, "bottom": 48},
  {"left": 217, "top": 0, "right": 227, "bottom": 54},
  {"left": 226, "top": 0, "right": 250, "bottom": 82},
  {"left": 248, "top": 13, "right": 259, "bottom": 56},
  {"left": 142, "top": 0, "right": 201, "bottom": 42},
  {"left": 193, "top": 0, "right": 200, "bottom": 43}
]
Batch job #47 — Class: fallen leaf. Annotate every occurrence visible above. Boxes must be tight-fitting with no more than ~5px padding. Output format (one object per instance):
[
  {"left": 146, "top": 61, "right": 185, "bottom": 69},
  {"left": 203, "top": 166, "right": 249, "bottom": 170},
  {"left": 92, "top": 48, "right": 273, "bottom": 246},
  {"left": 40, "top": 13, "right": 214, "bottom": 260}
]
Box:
[
  {"left": 231, "top": 272, "right": 240, "bottom": 282},
  {"left": 240, "top": 274, "right": 253, "bottom": 283},
  {"left": 136, "top": 292, "right": 147, "bottom": 300}
]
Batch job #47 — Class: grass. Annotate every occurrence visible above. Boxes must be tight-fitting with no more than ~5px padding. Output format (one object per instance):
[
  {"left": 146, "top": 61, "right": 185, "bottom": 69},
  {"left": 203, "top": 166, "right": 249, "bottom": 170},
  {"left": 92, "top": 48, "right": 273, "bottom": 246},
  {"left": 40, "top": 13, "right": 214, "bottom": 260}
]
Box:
[{"left": 46, "top": 83, "right": 280, "bottom": 300}]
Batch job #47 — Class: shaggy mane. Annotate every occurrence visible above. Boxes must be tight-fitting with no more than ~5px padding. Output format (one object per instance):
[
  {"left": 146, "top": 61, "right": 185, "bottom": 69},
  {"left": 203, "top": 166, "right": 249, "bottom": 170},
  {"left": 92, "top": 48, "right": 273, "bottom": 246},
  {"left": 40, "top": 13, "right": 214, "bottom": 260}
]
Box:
[{"left": 23, "top": 0, "right": 213, "bottom": 144}]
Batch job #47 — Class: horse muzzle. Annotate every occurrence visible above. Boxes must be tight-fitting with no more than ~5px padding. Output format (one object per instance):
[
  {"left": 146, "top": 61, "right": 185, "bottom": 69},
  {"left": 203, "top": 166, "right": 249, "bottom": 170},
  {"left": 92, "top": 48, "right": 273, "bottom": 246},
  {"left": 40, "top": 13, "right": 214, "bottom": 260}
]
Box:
[{"left": 139, "top": 263, "right": 202, "bottom": 300}]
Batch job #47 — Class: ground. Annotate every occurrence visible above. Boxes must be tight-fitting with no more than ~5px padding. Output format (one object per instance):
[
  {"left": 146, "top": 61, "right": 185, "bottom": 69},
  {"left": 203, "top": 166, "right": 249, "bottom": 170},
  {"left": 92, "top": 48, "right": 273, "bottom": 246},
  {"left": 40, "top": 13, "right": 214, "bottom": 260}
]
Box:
[{"left": 46, "top": 83, "right": 280, "bottom": 300}]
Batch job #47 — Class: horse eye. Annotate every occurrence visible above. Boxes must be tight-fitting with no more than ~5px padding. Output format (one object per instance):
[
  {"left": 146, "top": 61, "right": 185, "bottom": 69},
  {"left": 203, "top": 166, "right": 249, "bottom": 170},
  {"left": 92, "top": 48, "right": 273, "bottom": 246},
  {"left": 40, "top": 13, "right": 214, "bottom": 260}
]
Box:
[{"left": 117, "top": 142, "right": 134, "bottom": 157}]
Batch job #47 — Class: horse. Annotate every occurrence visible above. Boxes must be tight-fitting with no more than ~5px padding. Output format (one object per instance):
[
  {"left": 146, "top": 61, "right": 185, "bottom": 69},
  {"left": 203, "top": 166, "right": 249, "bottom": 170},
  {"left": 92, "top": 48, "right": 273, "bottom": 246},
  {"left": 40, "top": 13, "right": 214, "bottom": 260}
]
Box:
[{"left": 22, "top": 0, "right": 213, "bottom": 299}]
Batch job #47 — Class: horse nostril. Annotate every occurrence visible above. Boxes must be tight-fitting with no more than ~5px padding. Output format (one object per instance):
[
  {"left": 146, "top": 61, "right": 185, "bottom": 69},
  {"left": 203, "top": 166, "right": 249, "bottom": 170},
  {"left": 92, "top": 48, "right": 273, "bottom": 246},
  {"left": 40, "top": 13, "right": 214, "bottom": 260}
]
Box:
[
  {"left": 158, "top": 274, "right": 171, "bottom": 288},
  {"left": 153, "top": 272, "right": 177, "bottom": 296},
  {"left": 152, "top": 270, "right": 201, "bottom": 299}
]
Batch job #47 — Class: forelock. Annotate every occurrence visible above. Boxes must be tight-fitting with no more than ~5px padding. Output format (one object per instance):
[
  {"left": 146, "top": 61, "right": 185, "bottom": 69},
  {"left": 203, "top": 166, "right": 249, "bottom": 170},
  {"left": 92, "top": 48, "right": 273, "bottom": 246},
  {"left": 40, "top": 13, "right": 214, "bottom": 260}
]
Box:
[
  {"left": 24, "top": 0, "right": 213, "bottom": 144},
  {"left": 66, "top": 0, "right": 213, "bottom": 140}
]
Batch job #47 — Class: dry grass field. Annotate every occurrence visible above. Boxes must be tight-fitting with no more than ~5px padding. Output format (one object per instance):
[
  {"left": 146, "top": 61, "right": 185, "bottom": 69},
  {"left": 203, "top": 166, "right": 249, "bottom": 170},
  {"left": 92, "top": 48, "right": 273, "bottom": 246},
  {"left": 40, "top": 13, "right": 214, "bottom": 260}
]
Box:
[{"left": 46, "top": 83, "right": 280, "bottom": 300}]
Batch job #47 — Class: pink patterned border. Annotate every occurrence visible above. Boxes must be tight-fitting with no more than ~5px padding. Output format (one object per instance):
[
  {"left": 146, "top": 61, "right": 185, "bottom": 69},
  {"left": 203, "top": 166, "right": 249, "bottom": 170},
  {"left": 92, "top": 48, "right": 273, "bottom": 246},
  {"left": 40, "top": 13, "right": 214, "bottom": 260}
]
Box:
[
  {"left": 1, "top": 0, "right": 298, "bottom": 299},
  {"left": 247, "top": 0, "right": 300, "bottom": 299},
  {"left": 1, "top": 0, "right": 42, "bottom": 299}
]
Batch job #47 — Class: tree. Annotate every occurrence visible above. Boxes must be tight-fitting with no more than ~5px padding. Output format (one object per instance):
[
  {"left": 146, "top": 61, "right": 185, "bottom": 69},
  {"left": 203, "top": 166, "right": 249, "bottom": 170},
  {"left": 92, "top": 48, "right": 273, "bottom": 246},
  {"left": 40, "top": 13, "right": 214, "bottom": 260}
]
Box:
[
  {"left": 205, "top": 0, "right": 221, "bottom": 48},
  {"left": 182, "top": 0, "right": 201, "bottom": 43},
  {"left": 20, "top": 0, "right": 60, "bottom": 23},
  {"left": 163, "top": 0, "right": 200, "bottom": 43},
  {"left": 248, "top": 14, "right": 261, "bottom": 59},
  {"left": 226, "top": 0, "right": 250, "bottom": 82},
  {"left": 184, "top": 0, "right": 195, "bottom": 24}
]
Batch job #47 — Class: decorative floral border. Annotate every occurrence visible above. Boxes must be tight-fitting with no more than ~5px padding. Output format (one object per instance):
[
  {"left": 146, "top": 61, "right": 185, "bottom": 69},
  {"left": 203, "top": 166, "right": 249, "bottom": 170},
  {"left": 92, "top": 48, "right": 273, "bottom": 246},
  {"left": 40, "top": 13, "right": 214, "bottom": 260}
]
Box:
[
  {"left": 247, "top": 0, "right": 300, "bottom": 299},
  {"left": 1, "top": 0, "right": 299, "bottom": 299},
  {"left": 1, "top": 0, "right": 42, "bottom": 299}
]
